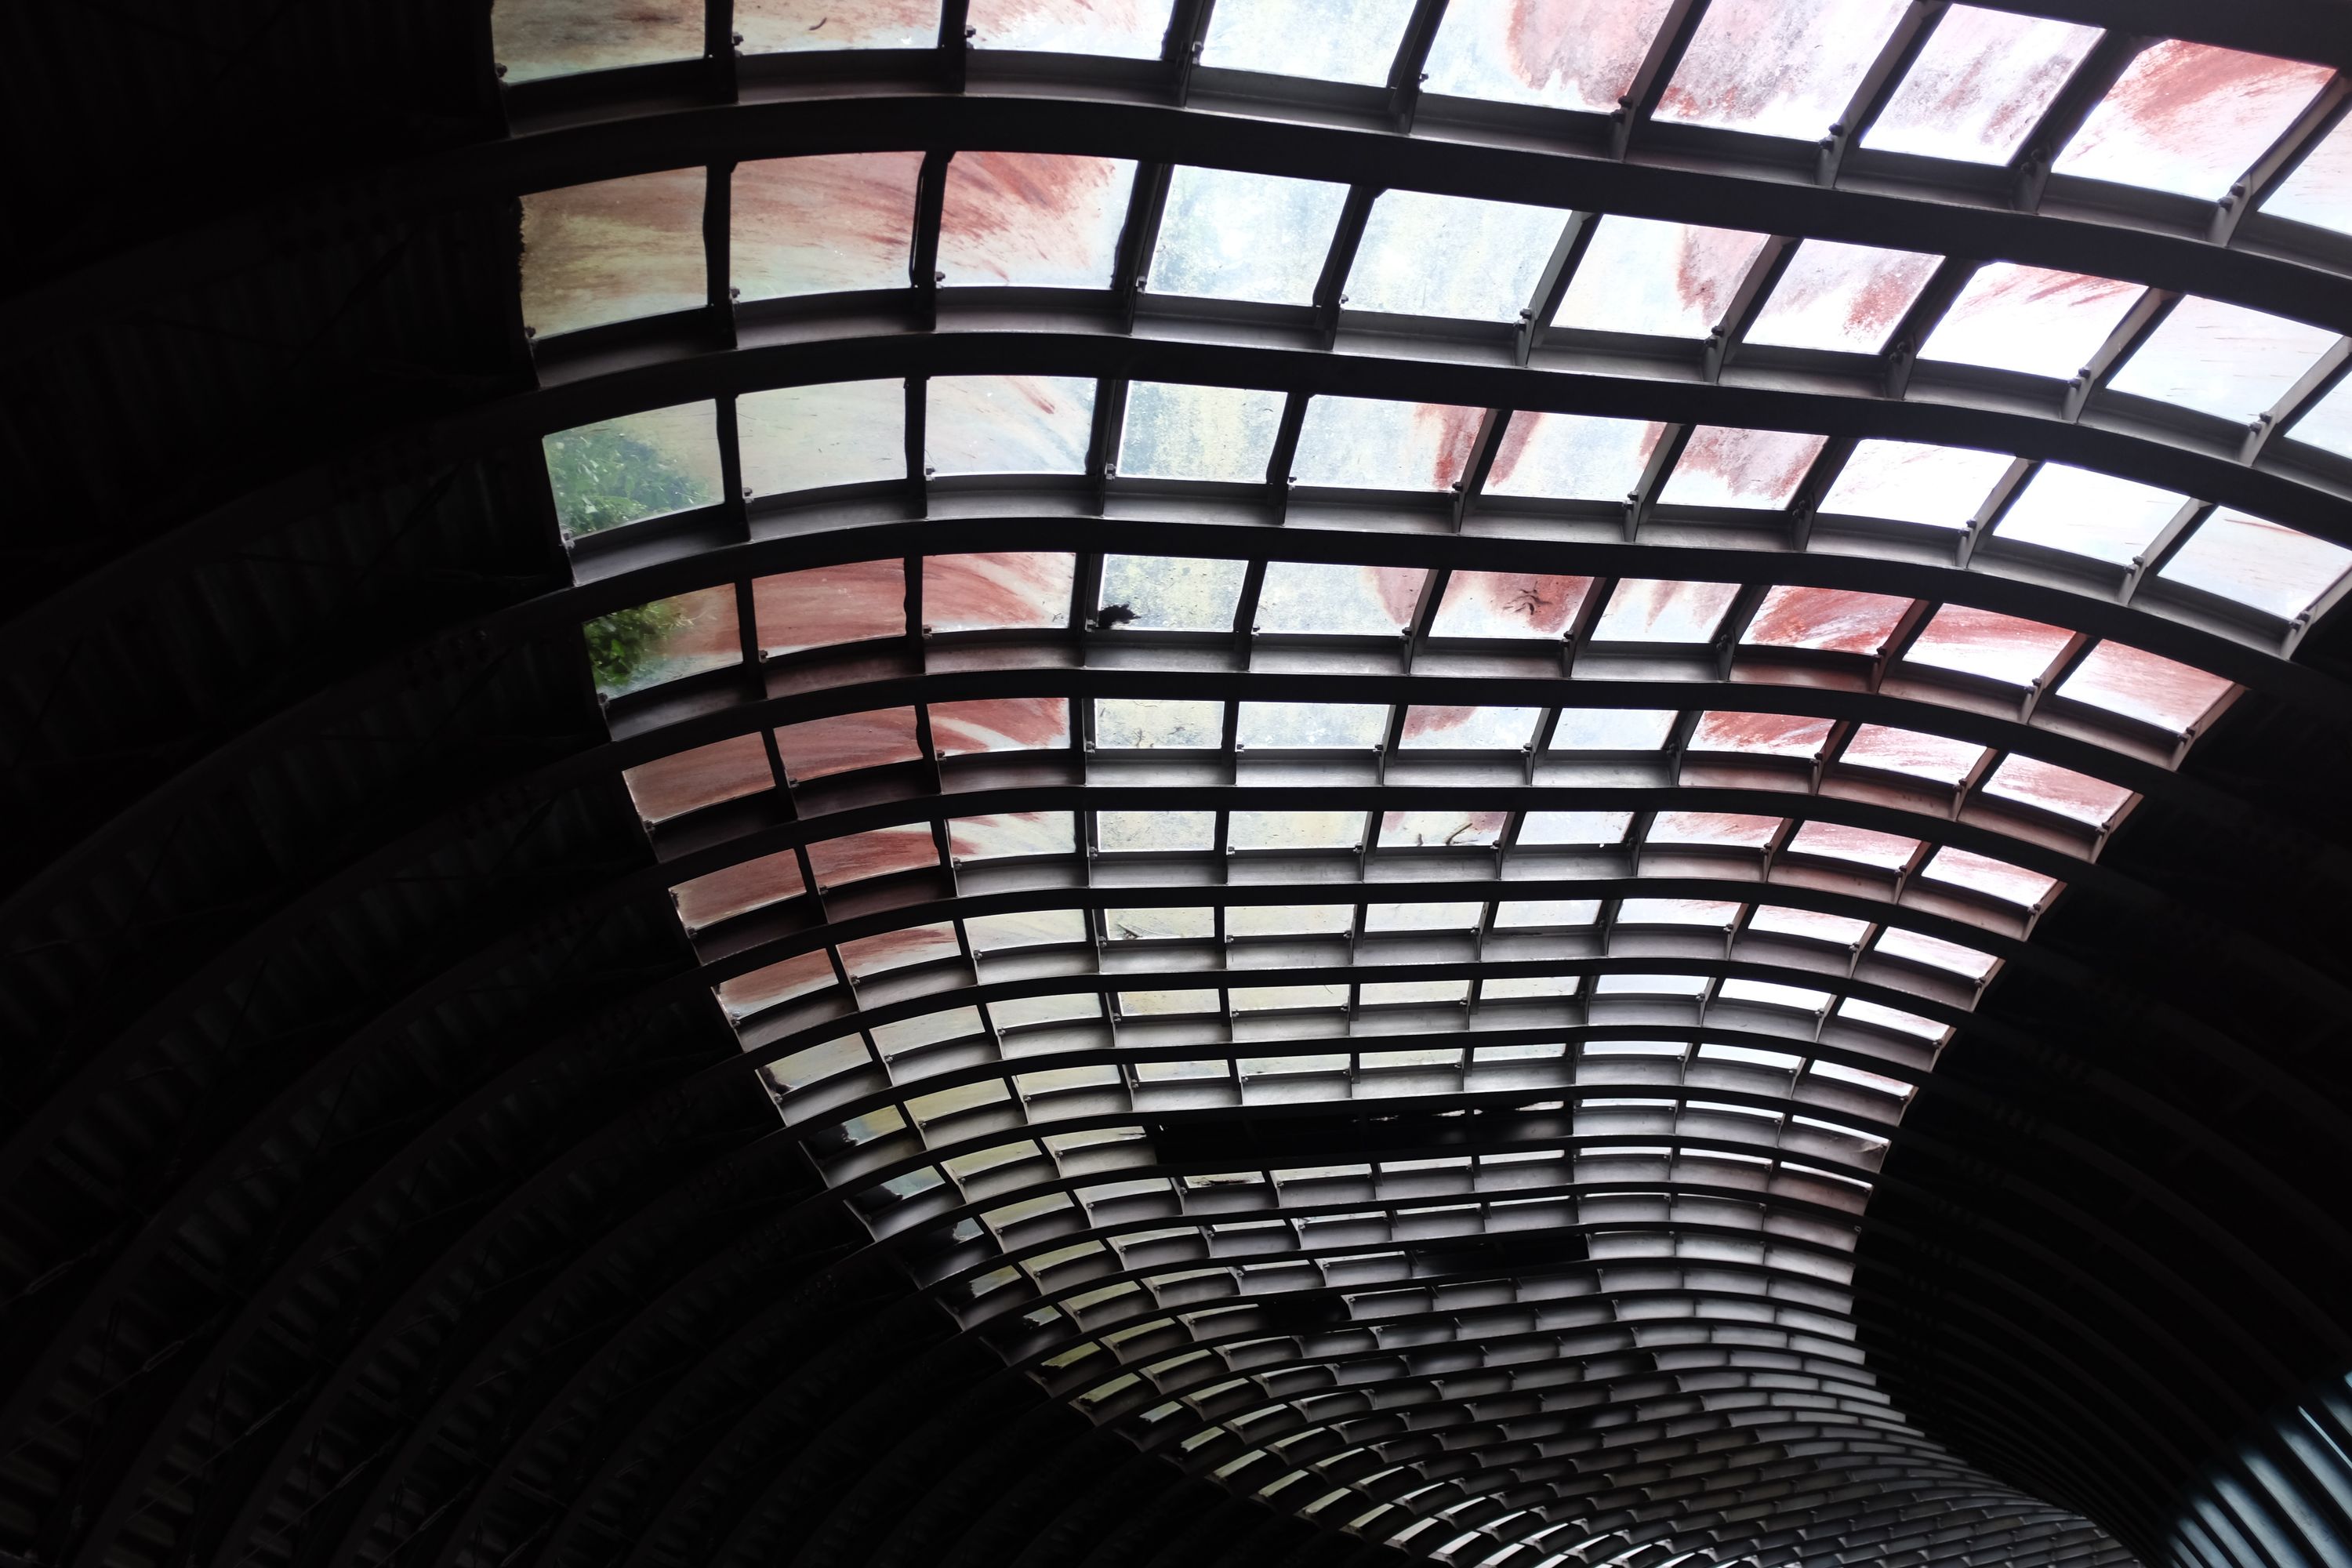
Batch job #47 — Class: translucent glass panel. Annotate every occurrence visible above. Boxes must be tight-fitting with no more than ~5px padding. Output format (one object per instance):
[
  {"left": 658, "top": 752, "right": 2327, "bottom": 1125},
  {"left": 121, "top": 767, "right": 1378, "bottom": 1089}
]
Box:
[
  {"left": 1656, "top": 427, "right": 1828, "bottom": 509},
  {"left": 1904, "top": 606, "right": 2072, "bottom": 686},
  {"left": 1984, "top": 757, "right": 2132, "bottom": 827},
  {"left": 931, "top": 697, "right": 1070, "bottom": 754},
  {"left": 2156, "top": 510, "right": 2352, "bottom": 621},
  {"left": 739, "top": 380, "right": 905, "bottom": 495},
  {"left": 1200, "top": 0, "right": 1417, "bottom": 85},
  {"left": 1922, "top": 846, "right": 2056, "bottom": 908},
  {"left": 1591, "top": 579, "right": 1741, "bottom": 642},
  {"left": 494, "top": 0, "right": 702, "bottom": 81},
  {"left": 1229, "top": 811, "right": 1367, "bottom": 851},
  {"left": 1118, "top": 382, "right": 1283, "bottom": 482},
  {"left": 1347, "top": 191, "right": 1566, "bottom": 321},
  {"left": 521, "top": 169, "right": 705, "bottom": 337},
  {"left": 1786, "top": 821, "right": 1917, "bottom": 869},
  {"left": 1292, "top": 397, "right": 1483, "bottom": 490},
  {"left": 1098, "top": 555, "right": 1247, "bottom": 631},
  {"left": 1381, "top": 811, "right": 1507, "bottom": 847},
  {"left": 1097, "top": 699, "right": 1224, "bottom": 748},
  {"left": 733, "top": 153, "right": 924, "bottom": 299},
  {"left": 2053, "top": 42, "right": 2334, "bottom": 199},
  {"left": 808, "top": 824, "right": 936, "bottom": 886},
  {"left": 1820, "top": 441, "right": 2011, "bottom": 528},
  {"left": 586, "top": 587, "right": 739, "bottom": 699},
  {"left": 1401, "top": 706, "right": 1544, "bottom": 749},
  {"left": 925, "top": 554, "right": 1076, "bottom": 630},
  {"left": 927, "top": 376, "right": 1094, "bottom": 474},
  {"left": 671, "top": 848, "right": 804, "bottom": 931},
  {"left": 2056, "top": 643, "right": 2232, "bottom": 733},
  {"left": 967, "top": 0, "right": 1170, "bottom": 56},
  {"left": 1991, "top": 463, "right": 2182, "bottom": 568},
  {"left": 1656, "top": 0, "right": 1911, "bottom": 140},
  {"left": 1863, "top": 7, "right": 2100, "bottom": 164},
  {"left": 1553, "top": 218, "right": 1769, "bottom": 339},
  {"left": 622, "top": 734, "right": 771, "bottom": 822},
  {"left": 2263, "top": 120, "right": 2352, "bottom": 235},
  {"left": 1744, "top": 241, "right": 1939, "bottom": 354},
  {"left": 2104, "top": 298, "right": 2339, "bottom": 422},
  {"left": 1237, "top": 702, "right": 1388, "bottom": 748},
  {"left": 1255, "top": 562, "right": 1425, "bottom": 633},
  {"left": 1421, "top": 0, "right": 1676, "bottom": 112},
  {"left": 543, "top": 401, "right": 722, "bottom": 540},
  {"left": 1742, "top": 586, "right": 1910, "bottom": 654},
  {"left": 1486, "top": 413, "right": 1664, "bottom": 500},
  {"left": 1650, "top": 811, "right": 1780, "bottom": 848},
  {"left": 1430, "top": 573, "right": 1594, "bottom": 638},
  {"left": 1841, "top": 724, "right": 1984, "bottom": 784},
  {"left": 1920, "top": 264, "right": 2142, "bottom": 379},
  {"left": 738, "top": 0, "right": 937, "bottom": 53},
  {"left": 775, "top": 707, "right": 921, "bottom": 780},
  {"left": 1690, "top": 712, "right": 1832, "bottom": 759},
  {"left": 938, "top": 153, "right": 1138, "bottom": 287},
  {"left": 2290, "top": 379, "right": 2352, "bottom": 459},
  {"left": 1149, "top": 167, "right": 1348, "bottom": 306},
  {"left": 754, "top": 560, "right": 904, "bottom": 655}
]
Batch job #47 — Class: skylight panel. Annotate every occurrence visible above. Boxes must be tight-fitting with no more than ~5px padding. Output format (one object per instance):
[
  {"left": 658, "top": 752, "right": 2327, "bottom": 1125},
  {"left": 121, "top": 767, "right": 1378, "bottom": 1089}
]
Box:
[
  {"left": 739, "top": 380, "right": 906, "bottom": 495},
  {"left": 1904, "top": 606, "right": 2074, "bottom": 686},
  {"left": 1648, "top": 812, "right": 1783, "bottom": 848},
  {"left": 1292, "top": 397, "right": 1484, "bottom": 490},
  {"left": 1551, "top": 710, "right": 1677, "bottom": 750},
  {"left": 1620, "top": 898, "right": 1742, "bottom": 927},
  {"left": 1345, "top": 191, "right": 1567, "bottom": 321},
  {"left": 1918, "top": 847, "right": 2057, "bottom": 908},
  {"left": 1741, "top": 586, "right": 1911, "bottom": 655},
  {"left": 1839, "top": 725, "right": 1987, "bottom": 785},
  {"left": 775, "top": 707, "right": 922, "bottom": 780},
  {"left": 2103, "top": 297, "right": 2339, "bottom": 423},
  {"left": 1983, "top": 757, "right": 2133, "bottom": 828},
  {"left": 1109, "top": 906, "right": 1215, "bottom": 939},
  {"left": 1255, "top": 561, "right": 1426, "bottom": 634},
  {"left": 1229, "top": 811, "right": 1369, "bottom": 851},
  {"left": 1484, "top": 412, "right": 1665, "bottom": 501},
  {"left": 1784, "top": 821, "right": 1918, "bottom": 870},
  {"left": 967, "top": 0, "right": 1171, "bottom": 56},
  {"left": 1496, "top": 899, "right": 1602, "bottom": 927},
  {"left": 1918, "top": 263, "right": 2143, "bottom": 379},
  {"left": 588, "top": 588, "right": 737, "bottom": 699},
  {"left": 930, "top": 697, "right": 1071, "bottom": 755},
  {"left": 1818, "top": 440, "right": 2013, "bottom": 529},
  {"left": 1421, "top": 0, "right": 1677, "bottom": 112},
  {"left": 1200, "top": 0, "right": 1419, "bottom": 85},
  {"left": 2261, "top": 118, "right": 2352, "bottom": 235},
  {"left": 1380, "top": 812, "right": 1508, "bottom": 848},
  {"left": 1236, "top": 702, "right": 1389, "bottom": 749},
  {"left": 754, "top": 560, "right": 905, "bottom": 655},
  {"left": 733, "top": 153, "right": 924, "bottom": 299},
  {"left": 808, "top": 823, "right": 938, "bottom": 886},
  {"left": 1098, "top": 554, "right": 1247, "bottom": 631},
  {"left": 927, "top": 375, "right": 1094, "bottom": 474},
  {"left": 1520, "top": 811, "right": 1634, "bottom": 844},
  {"left": 1656, "top": 427, "right": 1829, "bottom": 510},
  {"left": 1229, "top": 903, "right": 1355, "bottom": 937},
  {"left": 1400, "top": 706, "right": 1546, "bottom": 750},
  {"left": 1861, "top": 7, "right": 2100, "bottom": 164},
  {"left": 719, "top": 950, "right": 838, "bottom": 1018},
  {"left": 1149, "top": 166, "right": 1349, "bottom": 306},
  {"left": 953, "top": 811, "right": 1077, "bottom": 859},
  {"left": 1095, "top": 698, "right": 1225, "bottom": 749},
  {"left": 1551, "top": 217, "right": 1769, "bottom": 339},
  {"left": 1989, "top": 463, "right": 2184, "bottom": 568},
  {"left": 1748, "top": 905, "right": 1871, "bottom": 945},
  {"left": 2155, "top": 510, "right": 2352, "bottom": 621},
  {"left": 2055, "top": 644, "right": 2234, "bottom": 734},
  {"left": 841, "top": 923, "right": 962, "bottom": 978},
  {"left": 1430, "top": 572, "right": 1594, "bottom": 638},
  {"left": 671, "top": 848, "right": 805, "bottom": 931},
  {"left": 623, "top": 735, "right": 771, "bottom": 823},
  {"left": 1873, "top": 927, "right": 1997, "bottom": 982},
  {"left": 938, "top": 153, "right": 1138, "bottom": 287},
  {"left": 2289, "top": 379, "right": 2352, "bottom": 459},
  {"left": 494, "top": 0, "right": 702, "bottom": 79},
  {"left": 2052, "top": 42, "right": 2334, "bottom": 200},
  {"left": 1742, "top": 241, "right": 1940, "bottom": 354},
  {"left": 1117, "top": 382, "right": 1283, "bottom": 482},
  {"left": 521, "top": 169, "right": 705, "bottom": 336},
  {"left": 543, "top": 402, "right": 721, "bottom": 540},
  {"left": 924, "top": 553, "right": 1077, "bottom": 630},
  {"left": 1654, "top": 0, "right": 1911, "bottom": 140},
  {"left": 1590, "top": 579, "right": 1742, "bottom": 642},
  {"left": 1688, "top": 712, "right": 1835, "bottom": 760},
  {"left": 739, "top": 0, "right": 938, "bottom": 53}
]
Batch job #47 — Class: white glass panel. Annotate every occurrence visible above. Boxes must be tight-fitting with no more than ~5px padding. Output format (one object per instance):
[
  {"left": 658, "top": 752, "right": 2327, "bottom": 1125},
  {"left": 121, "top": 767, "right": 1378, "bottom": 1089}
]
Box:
[
  {"left": 951, "top": 811, "right": 1077, "bottom": 859},
  {"left": 1293, "top": 397, "right": 1484, "bottom": 490},
  {"left": 1840, "top": 725, "right": 1986, "bottom": 785},
  {"left": 1550, "top": 710, "right": 1675, "bottom": 750},
  {"left": 1991, "top": 463, "right": 2183, "bottom": 568},
  {"left": 1098, "top": 554, "right": 1247, "bottom": 631},
  {"left": 1743, "top": 241, "right": 1940, "bottom": 354},
  {"left": 1421, "top": 0, "right": 1676, "bottom": 113},
  {"left": 1590, "top": 579, "right": 1740, "bottom": 641},
  {"left": 2103, "top": 296, "right": 2339, "bottom": 422},
  {"left": 1688, "top": 712, "right": 1833, "bottom": 759},
  {"left": 1347, "top": 191, "right": 1566, "bottom": 321},
  {"left": 968, "top": 0, "right": 1171, "bottom": 56},
  {"left": 1920, "top": 263, "right": 2143, "bottom": 379},
  {"left": 1864, "top": 7, "right": 2100, "bottom": 164},
  {"left": 1118, "top": 382, "right": 1284, "bottom": 481},
  {"left": 521, "top": 170, "right": 704, "bottom": 336},
  {"left": 1200, "top": 0, "right": 1418, "bottom": 84},
  {"left": 1096, "top": 698, "right": 1225, "bottom": 748},
  {"left": 1229, "top": 811, "right": 1369, "bottom": 851},
  {"left": 739, "top": 379, "right": 905, "bottom": 495},
  {"left": 1256, "top": 561, "right": 1426, "bottom": 634},
  {"left": 1430, "top": 572, "right": 1594, "bottom": 638},
  {"left": 1399, "top": 706, "right": 1544, "bottom": 750},
  {"left": 2156, "top": 510, "right": 2352, "bottom": 621},
  {"left": 1237, "top": 702, "right": 1389, "bottom": 748},
  {"left": 1379, "top": 813, "right": 1508, "bottom": 848},
  {"left": 733, "top": 153, "right": 924, "bottom": 299},
  {"left": 1486, "top": 412, "right": 1664, "bottom": 500},
  {"left": 927, "top": 375, "right": 1094, "bottom": 474},
  {"left": 1904, "top": 605, "right": 2073, "bottom": 686},
  {"left": 2053, "top": 42, "right": 2334, "bottom": 199},
  {"left": 1229, "top": 904, "right": 1354, "bottom": 937},
  {"left": 1657, "top": 427, "right": 1828, "bottom": 509},
  {"left": 1100, "top": 810, "right": 1217, "bottom": 851},
  {"left": 1820, "top": 440, "right": 2012, "bottom": 528},
  {"left": 1656, "top": 0, "right": 1910, "bottom": 140},
  {"left": 1520, "top": 811, "right": 1633, "bottom": 844},
  {"left": 739, "top": 0, "right": 938, "bottom": 53},
  {"left": 1552, "top": 217, "right": 1769, "bottom": 339},
  {"left": 2263, "top": 119, "right": 2352, "bottom": 236},
  {"left": 2056, "top": 643, "right": 2233, "bottom": 734},
  {"left": 2288, "top": 378, "right": 2352, "bottom": 459},
  {"left": 1149, "top": 165, "right": 1349, "bottom": 305}
]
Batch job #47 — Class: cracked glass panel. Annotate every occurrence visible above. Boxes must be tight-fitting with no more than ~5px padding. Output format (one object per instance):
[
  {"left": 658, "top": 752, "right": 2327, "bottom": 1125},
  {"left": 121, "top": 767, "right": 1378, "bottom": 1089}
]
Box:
[
  {"left": 1919, "top": 263, "right": 2143, "bottom": 380},
  {"left": 967, "top": 0, "right": 1172, "bottom": 56},
  {"left": 1117, "top": 382, "right": 1283, "bottom": 482},
  {"left": 1590, "top": 579, "right": 1742, "bottom": 643},
  {"left": 1293, "top": 397, "right": 1485, "bottom": 490},
  {"left": 1421, "top": 0, "right": 1676, "bottom": 111},
  {"left": 1863, "top": 7, "right": 2100, "bottom": 164},
  {"left": 1744, "top": 241, "right": 1940, "bottom": 354},
  {"left": 2103, "top": 297, "right": 2339, "bottom": 423},
  {"left": 544, "top": 401, "right": 721, "bottom": 540},
  {"left": 1346, "top": 191, "right": 1567, "bottom": 321},
  {"left": 2053, "top": 42, "right": 2335, "bottom": 199},
  {"left": 1200, "top": 0, "right": 1418, "bottom": 85},
  {"left": 1552, "top": 217, "right": 1769, "bottom": 339},
  {"left": 1431, "top": 573, "right": 1594, "bottom": 639},
  {"left": 733, "top": 153, "right": 924, "bottom": 299},
  {"left": 1380, "top": 814, "right": 1508, "bottom": 849},
  {"left": 1098, "top": 554, "right": 1247, "bottom": 632},
  {"left": 1819, "top": 441, "right": 2013, "bottom": 529},
  {"left": 739, "top": 380, "right": 906, "bottom": 495},
  {"left": 739, "top": 0, "right": 938, "bottom": 53},
  {"left": 1149, "top": 166, "right": 1350, "bottom": 305},
  {"left": 1656, "top": 0, "right": 1911, "bottom": 140},
  {"left": 1990, "top": 463, "right": 2184, "bottom": 568},
  {"left": 1657, "top": 427, "right": 1829, "bottom": 510},
  {"left": 521, "top": 169, "right": 704, "bottom": 336},
  {"left": 2157, "top": 510, "right": 2352, "bottom": 621},
  {"left": 927, "top": 375, "right": 1095, "bottom": 474},
  {"left": 1486, "top": 412, "right": 1666, "bottom": 501}
]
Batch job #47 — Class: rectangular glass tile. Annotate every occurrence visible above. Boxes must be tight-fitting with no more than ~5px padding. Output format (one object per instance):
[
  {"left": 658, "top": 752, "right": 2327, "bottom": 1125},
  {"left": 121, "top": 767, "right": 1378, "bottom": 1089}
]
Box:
[
  {"left": 672, "top": 848, "right": 807, "bottom": 931},
  {"left": 1552, "top": 217, "right": 1769, "bottom": 339},
  {"left": 1551, "top": 710, "right": 1675, "bottom": 750},
  {"left": 1200, "top": 0, "right": 1418, "bottom": 85},
  {"left": 1431, "top": 572, "right": 1594, "bottom": 638},
  {"left": 2055, "top": 643, "right": 2233, "bottom": 734},
  {"left": 755, "top": 559, "right": 905, "bottom": 655},
  {"left": 1109, "top": 906, "right": 1215, "bottom": 939},
  {"left": 931, "top": 696, "right": 1072, "bottom": 755},
  {"left": 2053, "top": 42, "right": 2334, "bottom": 199},
  {"left": 1839, "top": 724, "right": 1986, "bottom": 785},
  {"left": 1656, "top": 0, "right": 1911, "bottom": 140},
  {"left": 1149, "top": 165, "right": 1348, "bottom": 305},
  {"left": 1421, "top": 0, "right": 1676, "bottom": 113},
  {"left": 622, "top": 734, "right": 771, "bottom": 823},
  {"left": 733, "top": 153, "right": 924, "bottom": 299},
  {"left": 1619, "top": 898, "right": 1741, "bottom": 927},
  {"left": 521, "top": 169, "right": 705, "bottom": 337},
  {"left": 1862, "top": 6, "right": 2100, "bottom": 164},
  {"left": 927, "top": 374, "right": 1094, "bottom": 474},
  {"left": 840, "top": 923, "right": 962, "bottom": 978},
  {"left": 1237, "top": 702, "right": 1388, "bottom": 749},
  {"left": 1688, "top": 712, "right": 1834, "bottom": 759},
  {"left": 1346, "top": 191, "right": 1566, "bottom": 321},
  {"left": 1918, "top": 846, "right": 2057, "bottom": 908},
  {"left": 1657, "top": 427, "right": 1829, "bottom": 509},
  {"left": 1399, "top": 706, "right": 1544, "bottom": 750},
  {"left": 938, "top": 152, "right": 1138, "bottom": 287},
  {"left": 1590, "top": 579, "right": 1741, "bottom": 642},
  {"left": 952, "top": 810, "right": 1077, "bottom": 859},
  {"left": 1748, "top": 904, "right": 1871, "bottom": 945},
  {"left": 2156, "top": 510, "right": 2352, "bottom": 621},
  {"left": 2262, "top": 119, "right": 2352, "bottom": 236},
  {"left": 924, "top": 552, "right": 1077, "bottom": 630},
  {"left": 1820, "top": 440, "right": 2013, "bottom": 528},
  {"left": 2103, "top": 296, "right": 2339, "bottom": 423},
  {"left": 968, "top": 0, "right": 1171, "bottom": 56},
  {"left": 2288, "top": 377, "right": 2352, "bottom": 459},
  {"left": 718, "top": 950, "right": 837, "bottom": 1018},
  {"left": 1230, "top": 904, "right": 1354, "bottom": 937},
  {"left": 739, "top": 0, "right": 938, "bottom": 53},
  {"left": 775, "top": 707, "right": 921, "bottom": 781},
  {"left": 587, "top": 586, "right": 739, "bottom": 699},
  {"left": 1744, "top": 241, "right": 1940, "bottom": 354},
  {"left": 1118, "top": 382, "right": 1283, "bottom": 482},
  {"left": 1903, "top": 605, "right": 2073, "bottom": 685},
  {"left": 1741, "top": 586, "right": 1911, "bottom": 654},
  {"left": 1379, "top": 813, "right": 1508, "bottom": 848},
  {"left": 1486, "top": 412, "right": 1664, "bottom": 500},
  {"left": 1520, "top": 811, "right": 1634, "bottom": 844},
  {"left": 1919, "top": 263, "right": 2143, "bottom": 379},
  {"left": 1255, "top": 561, "right": 1426, "bottom": 634},
  {"left": 544, "top": 401, "right": 722, "bottom": 540},
  {"left": 1784, "top": 820, "right": 1918, "bottom": 869},
  {"left": 1292, "top": 396, "right": 1484, "bottom": 491},
  {"left": 739, "top": 379, "right": 906, "bottom": 495},
  {"left": 495, "top": 0, "right": 702, "bottom": 80},
  {"left": 1982, "top": 756, "right": 2132, "bottom": 828},
  {"left": 1648, "top": 811, "right": 1781, "bottom": 848},
  {"left": 1096, "top": 698, "right": 1225, "bottom": 749},
  {"left": 1991, "top": 463, "right": 2183, "bottom": 568},
  {"left": 1496, "top": 899, "right": 1602, "bottom": 927},
  {"left": 1229, "top": 811, "right": 1368, "bottom": 851},
  {"left": 808, "top": 824, "right": 938, "bottom": 886},
  {"left": 1874, "top": 927, "right": 1995, "bottom": 981},
  {"left": 1099, "top": 810, "right": 1217, "bottom": 851},
  {"left": 1098, "top": 554, "right": 1247, "bottom": 631}
]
